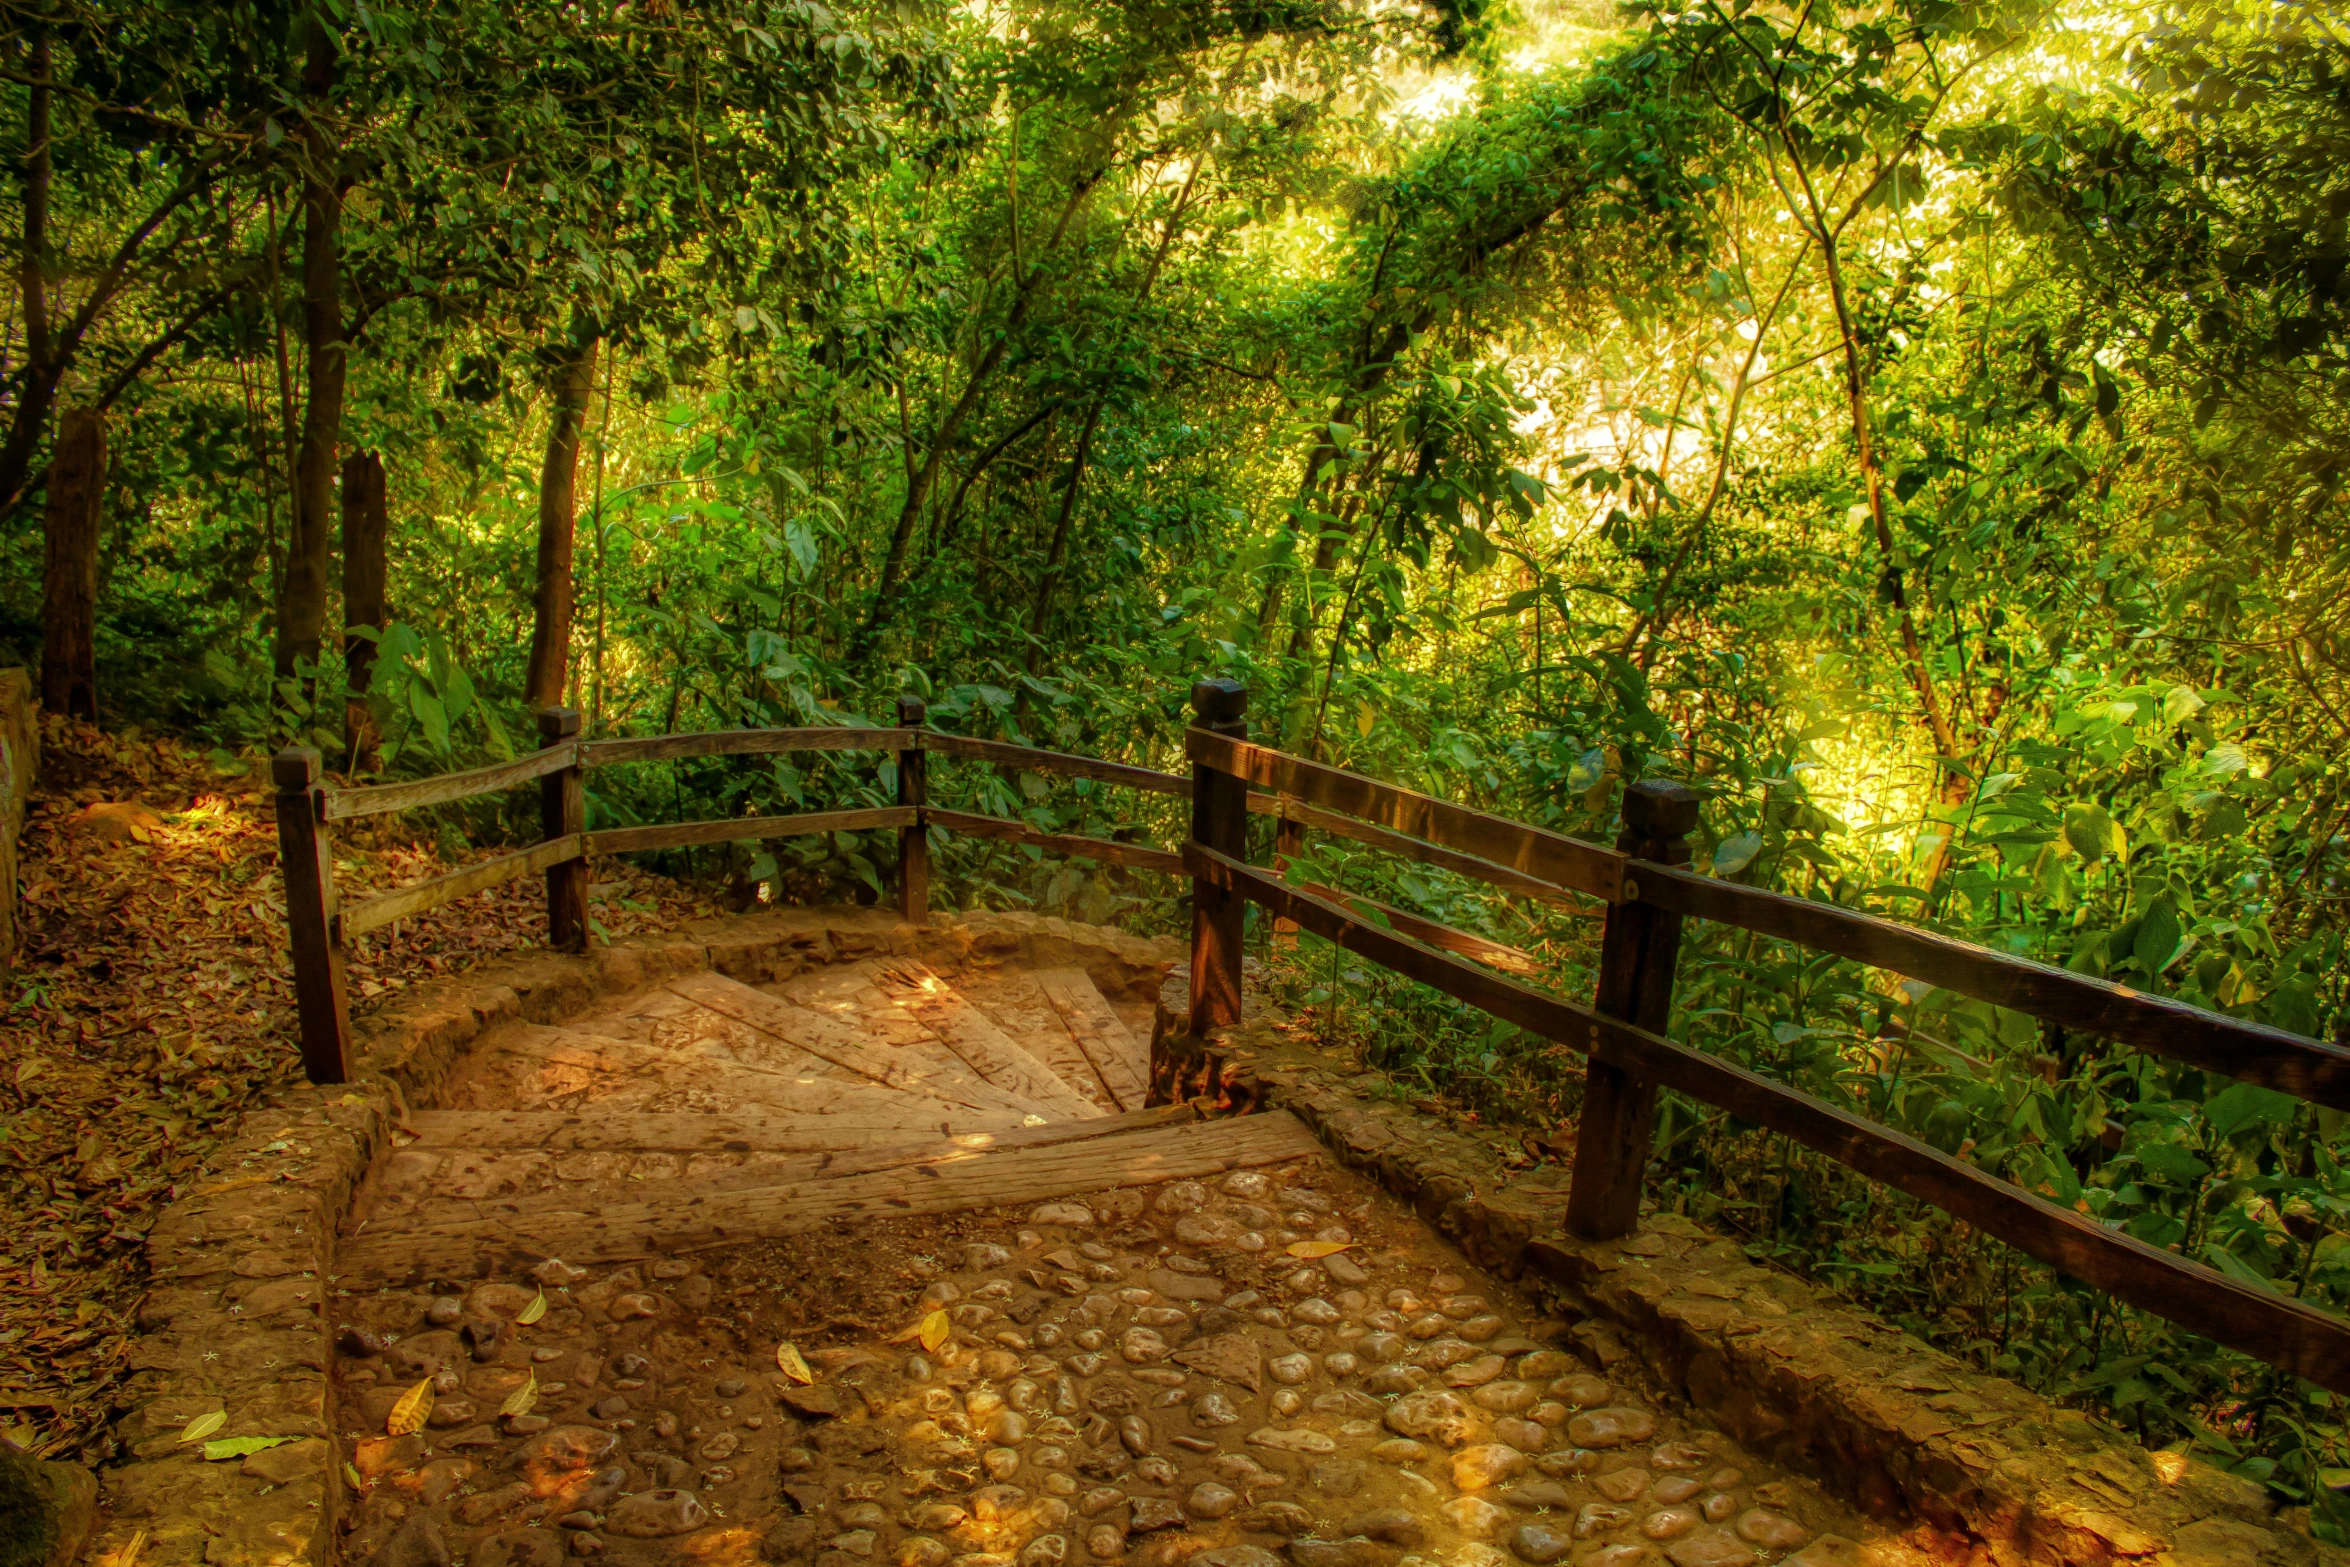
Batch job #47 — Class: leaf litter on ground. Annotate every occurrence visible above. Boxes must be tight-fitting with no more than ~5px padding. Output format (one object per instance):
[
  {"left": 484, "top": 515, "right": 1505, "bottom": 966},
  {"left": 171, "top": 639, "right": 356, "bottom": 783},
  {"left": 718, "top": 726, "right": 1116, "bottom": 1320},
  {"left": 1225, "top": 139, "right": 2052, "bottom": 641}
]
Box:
[{"left": 0, "top": 715, "right": 723, "bottom": 1463}]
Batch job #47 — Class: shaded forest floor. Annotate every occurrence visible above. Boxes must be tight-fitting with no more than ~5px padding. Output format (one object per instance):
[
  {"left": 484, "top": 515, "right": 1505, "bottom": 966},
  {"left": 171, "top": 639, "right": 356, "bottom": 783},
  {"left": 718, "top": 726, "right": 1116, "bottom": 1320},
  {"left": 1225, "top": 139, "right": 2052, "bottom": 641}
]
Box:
[{"left": 0, "top": 717, "right": 722, "bottom": 1463}]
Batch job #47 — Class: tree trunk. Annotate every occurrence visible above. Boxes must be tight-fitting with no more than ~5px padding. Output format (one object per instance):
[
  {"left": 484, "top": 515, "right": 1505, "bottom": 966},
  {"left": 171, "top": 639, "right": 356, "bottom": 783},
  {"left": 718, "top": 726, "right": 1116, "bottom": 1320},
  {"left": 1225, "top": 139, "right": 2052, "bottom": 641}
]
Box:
[
  {"left": 39, "top": 407, "right": 104, "bottom": 720},
  {"left": 340, "top": 449, "right": 387, "bottom": 767},
  {"left": 275, "top": 10, "right": 343, "bottom": 689},
  {"left": 525, "top": 331, "right": 599, "bottom": 709},
  {"left": 3, "top": 30, "right": 59, "bottom": 525}
]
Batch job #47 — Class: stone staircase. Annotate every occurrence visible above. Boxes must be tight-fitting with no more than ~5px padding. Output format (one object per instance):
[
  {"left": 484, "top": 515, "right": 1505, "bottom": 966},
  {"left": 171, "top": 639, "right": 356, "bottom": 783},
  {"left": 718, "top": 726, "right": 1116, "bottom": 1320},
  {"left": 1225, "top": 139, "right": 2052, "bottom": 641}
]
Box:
[{"left": 337, "top": 949, "right": 1315, "bottom": 1287}]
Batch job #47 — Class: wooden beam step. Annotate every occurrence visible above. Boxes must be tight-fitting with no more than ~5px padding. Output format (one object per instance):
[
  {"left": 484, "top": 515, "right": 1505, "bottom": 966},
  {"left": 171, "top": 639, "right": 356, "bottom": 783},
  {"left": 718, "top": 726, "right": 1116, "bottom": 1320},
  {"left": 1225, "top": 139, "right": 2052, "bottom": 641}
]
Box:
[
  {"left": 372, "top": 1104, "right": 1205, "bottom": 1235},
  {"left": 402, "top": 1106, "right": 1035, "bottom": 1153},
  {"left": 334, "top": 1109, "right": 1325, "bottom": 1287}
]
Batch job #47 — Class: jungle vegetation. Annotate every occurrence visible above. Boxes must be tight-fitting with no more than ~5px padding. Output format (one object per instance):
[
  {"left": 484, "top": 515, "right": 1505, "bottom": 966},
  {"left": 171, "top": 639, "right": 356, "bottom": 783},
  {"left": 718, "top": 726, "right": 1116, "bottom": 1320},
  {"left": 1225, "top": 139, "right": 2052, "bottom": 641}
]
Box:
[{"left": 1, "top": 0, "right": 2348, "bottom": 1524}]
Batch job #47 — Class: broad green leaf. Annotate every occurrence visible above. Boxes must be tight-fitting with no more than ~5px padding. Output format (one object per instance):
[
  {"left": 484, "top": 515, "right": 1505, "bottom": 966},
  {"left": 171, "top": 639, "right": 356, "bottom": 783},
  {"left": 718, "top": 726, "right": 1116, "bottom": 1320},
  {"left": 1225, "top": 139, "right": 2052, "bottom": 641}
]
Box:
[
  {"left": 2204, "top": 1081, "right": 2298, "bottom": 1140},
  {"left": 1712, "top": 831, "right": 1763, "bottom": 876},
  {"left": 179, "top": 1410, "right": 226, "bottom": 1444}
]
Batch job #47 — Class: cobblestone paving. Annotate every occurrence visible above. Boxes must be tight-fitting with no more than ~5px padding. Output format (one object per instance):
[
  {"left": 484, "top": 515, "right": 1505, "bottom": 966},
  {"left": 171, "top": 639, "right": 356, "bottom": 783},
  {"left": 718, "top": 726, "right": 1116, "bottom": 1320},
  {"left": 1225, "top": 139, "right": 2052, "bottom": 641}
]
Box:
[{"left": 331, "top": 1154, "right": 1887, "bottom": 1567}]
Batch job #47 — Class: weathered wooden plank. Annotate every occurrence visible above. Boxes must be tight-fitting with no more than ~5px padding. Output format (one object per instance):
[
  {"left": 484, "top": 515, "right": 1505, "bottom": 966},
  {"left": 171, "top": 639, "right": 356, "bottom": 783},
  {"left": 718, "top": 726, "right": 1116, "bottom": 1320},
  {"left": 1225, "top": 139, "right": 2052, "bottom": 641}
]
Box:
[
  {"left": 343, "top": 834, "right": 585, "bottom": 938},
  {"left": 922, "top": 808, "right": 1185, "bottom": 874},
  {"left": 586, "top": 806, "right": 911, "bottom": 858},
  {"left": 861, "top": 960, "right": 1104, "bottom": 1120},
  {"left": 382, "top": 1104, "right": 1205, "bottom": 1233},
  {"left": 335, "top": 1109, "right": 1327, "bottom": 1284},
  {"left": 950, "top": 969, "right": 1125, "bottom": 1115},
  {"left": 324, "top": 743, "right": 581, "bottom": 821},
  {"left": 1033, "top": 967, "right": 1151, "bottom": 1112},
  {"left": 1189, "top": 842, "right": 2350, "bottom": 1396},
  {"left": 1629, "top": 860, "right": 2350, "bottom": 1111},
  {"left": 1256, "top": 796, "right": 1596, "bottom": 911},
  {"left": 403, "top": 1101, "right": 1164, "bottom": 1153},
  {"left": 1295, "top": 883, "right": 1541, "bottom": 976},
  {"left": 581, "top": 726, "right": 916, "bottom": 767},
  {"left": 1187, "top": 728, "right": 1624, "bottom": 903},
  {"left": 672, "top": 971, "right": 1051, "bottom": 1119},
  {"left": 920, "top": 733, "right": 1191, "bottom": 797}
]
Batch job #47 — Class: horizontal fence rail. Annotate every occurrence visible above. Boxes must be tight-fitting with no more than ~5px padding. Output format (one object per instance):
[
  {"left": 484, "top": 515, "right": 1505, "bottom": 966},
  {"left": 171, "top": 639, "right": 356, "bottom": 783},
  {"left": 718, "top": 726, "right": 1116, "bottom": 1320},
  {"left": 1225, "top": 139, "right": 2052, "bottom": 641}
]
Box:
[
  {"left": 1184, "top": 840, "right": 2350, "bottom": 1395},
  {"left": 1187, "top": 728, "right": 1624, "bottom": 903},
  {"left": 1630, "top": 860, "right": 2350, "bottom": 1111}
]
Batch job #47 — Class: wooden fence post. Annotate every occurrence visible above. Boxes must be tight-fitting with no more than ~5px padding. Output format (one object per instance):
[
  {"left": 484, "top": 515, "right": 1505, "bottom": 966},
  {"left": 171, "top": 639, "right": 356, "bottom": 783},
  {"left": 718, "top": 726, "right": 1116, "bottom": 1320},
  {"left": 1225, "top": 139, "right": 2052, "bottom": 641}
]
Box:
[
  {"left": 897, "top": 695, "right": 929, "bottom": 924},
  {"left": 1565, "top": 777, "right": 1701, "bottom": 1239},
  {"left": 537, "top": 707, "right": 588, "bottom": 953},
  {"left": 272, "top": 745, "right": 354, "bottom": 1084},
  {"left": 1188, "top": 676, "right": 1248, "bottom": 1034}
]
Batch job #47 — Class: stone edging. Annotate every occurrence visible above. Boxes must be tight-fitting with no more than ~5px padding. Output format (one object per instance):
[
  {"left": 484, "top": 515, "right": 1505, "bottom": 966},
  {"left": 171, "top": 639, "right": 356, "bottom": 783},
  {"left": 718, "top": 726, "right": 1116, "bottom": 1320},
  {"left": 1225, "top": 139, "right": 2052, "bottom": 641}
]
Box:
[
  {"left": 89, "top": 907, "right": 1177, "bottom": 1567},
  {"left": 1151, "top": 994, "right": 2338, "bottom": 1567}
]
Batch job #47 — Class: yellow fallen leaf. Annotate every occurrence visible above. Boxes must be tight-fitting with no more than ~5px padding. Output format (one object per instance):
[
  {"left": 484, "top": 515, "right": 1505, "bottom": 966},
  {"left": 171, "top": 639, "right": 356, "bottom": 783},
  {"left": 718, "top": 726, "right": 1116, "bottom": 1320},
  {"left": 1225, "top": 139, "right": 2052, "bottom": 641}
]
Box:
[
  {"left": 776, "top": 1342, "right": 814, "bottom": 1385},
  {"left": 499, "top": 1372, "right": 538, "bottom": 1419},
  {"left": 918, "top": 1308, "right": 952, "bottom": 1352},
  {"left": 386, "top": 1377, "right": 435, "bottom": 1436},
  {"left": 518, "top": 1290, "right": 547, "bottom": 1326},
  {"left": 1286, "top": 1240, "right": 1357, "bottom": 1259},
  {"left": 178, "top": 1410, "right": 226, "bottom": 1444},
  {"left": 343, "top": 1462, "right": 365, "bottom": 1491}
]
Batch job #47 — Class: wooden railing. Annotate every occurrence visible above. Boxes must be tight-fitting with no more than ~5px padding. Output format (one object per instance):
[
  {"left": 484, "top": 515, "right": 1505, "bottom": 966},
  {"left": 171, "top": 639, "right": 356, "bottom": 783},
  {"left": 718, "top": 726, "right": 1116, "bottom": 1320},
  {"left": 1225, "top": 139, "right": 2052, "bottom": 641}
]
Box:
[
  {"left": 269, "top": 696, "right": 1196, "bottom": 1084},
  {"left": 273, "top": 676, "right": 2350, "bottom": 1392},
  {"left": 1172, "top": 676, "right": 2350, "bottom": 1395}
]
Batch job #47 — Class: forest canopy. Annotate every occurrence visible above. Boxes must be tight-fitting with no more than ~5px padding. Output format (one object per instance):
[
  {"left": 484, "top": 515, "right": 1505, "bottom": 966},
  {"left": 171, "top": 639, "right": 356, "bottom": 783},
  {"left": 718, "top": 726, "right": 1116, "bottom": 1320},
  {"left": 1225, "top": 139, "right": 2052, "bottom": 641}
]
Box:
[{"left": 3, "top": 0, "right": 2349, "bottom": 1517}]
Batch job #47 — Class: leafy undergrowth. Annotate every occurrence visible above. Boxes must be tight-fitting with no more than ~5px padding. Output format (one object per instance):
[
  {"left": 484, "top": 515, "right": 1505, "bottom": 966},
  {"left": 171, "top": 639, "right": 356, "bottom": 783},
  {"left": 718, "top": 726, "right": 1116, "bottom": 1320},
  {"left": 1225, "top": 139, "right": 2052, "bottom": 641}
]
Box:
[{"left": 0, "top": 716, "right": 721, "bottom": 1465}]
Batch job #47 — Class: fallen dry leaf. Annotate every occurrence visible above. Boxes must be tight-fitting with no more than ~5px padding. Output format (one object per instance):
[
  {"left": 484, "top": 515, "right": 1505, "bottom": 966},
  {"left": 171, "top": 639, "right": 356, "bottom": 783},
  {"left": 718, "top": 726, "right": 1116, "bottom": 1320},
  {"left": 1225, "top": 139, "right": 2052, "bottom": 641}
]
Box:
[
  {"left": 386, "top": 1377, "right": 434, "bottom": 1436},
  {"left": 775, "top": 1342, "right": 814, "bottom": 1384},
  {"left": 1285, "top": 1240, "right": 1357, "bottom": 1258}
]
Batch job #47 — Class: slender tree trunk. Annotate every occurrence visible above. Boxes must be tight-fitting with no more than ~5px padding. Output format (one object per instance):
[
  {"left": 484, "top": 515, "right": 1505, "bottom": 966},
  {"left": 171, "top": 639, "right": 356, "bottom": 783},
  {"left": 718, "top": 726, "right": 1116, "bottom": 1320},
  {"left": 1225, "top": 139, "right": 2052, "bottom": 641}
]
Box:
[
  {"left": 341, "top": 449, "right": 387, "bottom": 767},
  {"left": 39, "top": 408, "right": 104, "bottom": 719},
  {"left": 1026, "top": 401, "right": 1104, "bottom": 646},
  {"left": 276, "top": 11, "right": 344, "bottom": 688},
  {"left": 858, "top": 167, "right": 1108, "bottom": 651},
  {"left": 525, "top": 330, "right": 599, "bottom": 709},
  {"left": 4, "top": 30, "right": 58, "bottom": 521},
  {"left": 1027, "top": 155, "right": 1206, "bottom": 649},
  {"left": 1805, "top": 202, "right": 1972, "bottom": 889}
]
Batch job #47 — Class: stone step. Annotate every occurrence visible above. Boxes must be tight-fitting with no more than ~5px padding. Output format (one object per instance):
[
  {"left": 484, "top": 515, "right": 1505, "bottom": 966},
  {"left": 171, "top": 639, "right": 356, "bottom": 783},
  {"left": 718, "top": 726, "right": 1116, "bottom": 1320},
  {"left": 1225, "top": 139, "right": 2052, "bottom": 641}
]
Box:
[
  {"left": 440, "top": 1022, "right": 1010, "bottom": 1123},
  {"left": 333, "top": 1107, "right": 1327, "bottom": 1286}
]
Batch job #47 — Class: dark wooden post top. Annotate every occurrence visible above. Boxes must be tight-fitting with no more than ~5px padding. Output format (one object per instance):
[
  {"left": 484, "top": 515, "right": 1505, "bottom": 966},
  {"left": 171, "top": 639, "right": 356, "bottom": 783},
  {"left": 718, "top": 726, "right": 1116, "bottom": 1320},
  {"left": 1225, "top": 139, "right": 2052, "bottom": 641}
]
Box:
[
  {"left": 1621, "top": 779, "right": 1701, "bottom": 863},
  {"left": 537, "top": 706, "right": 583, "bottom": 744},
  {"left": 273, "top": 745, "right": 323, "bottom": 794},
  {"left": 898, "top": 695, "right": 927, "bottom": 727},
  {"left": 1192, "top": 677, "right": 1247, "bottom": 728}
]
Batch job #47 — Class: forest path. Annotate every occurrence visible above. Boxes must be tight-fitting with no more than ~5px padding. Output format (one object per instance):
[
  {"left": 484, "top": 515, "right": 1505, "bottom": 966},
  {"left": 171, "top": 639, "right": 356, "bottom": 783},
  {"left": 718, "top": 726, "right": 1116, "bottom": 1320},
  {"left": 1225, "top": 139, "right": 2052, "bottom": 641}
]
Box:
[{"left": 325, "top": 926, "right": 1877, "bottom": 1567}]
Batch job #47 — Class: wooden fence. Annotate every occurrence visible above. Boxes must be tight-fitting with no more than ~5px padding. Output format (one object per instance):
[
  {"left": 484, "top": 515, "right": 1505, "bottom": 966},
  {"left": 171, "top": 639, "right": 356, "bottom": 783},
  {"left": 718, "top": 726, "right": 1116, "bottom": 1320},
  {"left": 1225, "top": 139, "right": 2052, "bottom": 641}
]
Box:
[{"left": 274, "top": 678, "right": 2350, "bottom": 1392}]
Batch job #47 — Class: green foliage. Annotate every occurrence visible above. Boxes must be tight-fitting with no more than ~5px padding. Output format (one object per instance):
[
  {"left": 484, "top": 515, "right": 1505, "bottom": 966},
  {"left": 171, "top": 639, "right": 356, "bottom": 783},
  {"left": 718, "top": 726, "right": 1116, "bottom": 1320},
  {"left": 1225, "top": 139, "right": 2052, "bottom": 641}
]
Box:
[{"left": 0, "top": 0, "right": 2346, "bottom": 1510}]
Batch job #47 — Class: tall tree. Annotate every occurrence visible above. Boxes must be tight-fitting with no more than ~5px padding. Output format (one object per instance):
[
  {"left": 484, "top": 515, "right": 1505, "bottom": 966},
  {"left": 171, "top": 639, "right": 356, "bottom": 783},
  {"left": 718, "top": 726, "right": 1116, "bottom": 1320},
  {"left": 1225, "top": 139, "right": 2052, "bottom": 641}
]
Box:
[
  {"left": 275, "top": 8, "right": 345, "bottom": 688},
  {"left": 525, "top": 328, "right": 599, "bottom": 710}
]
